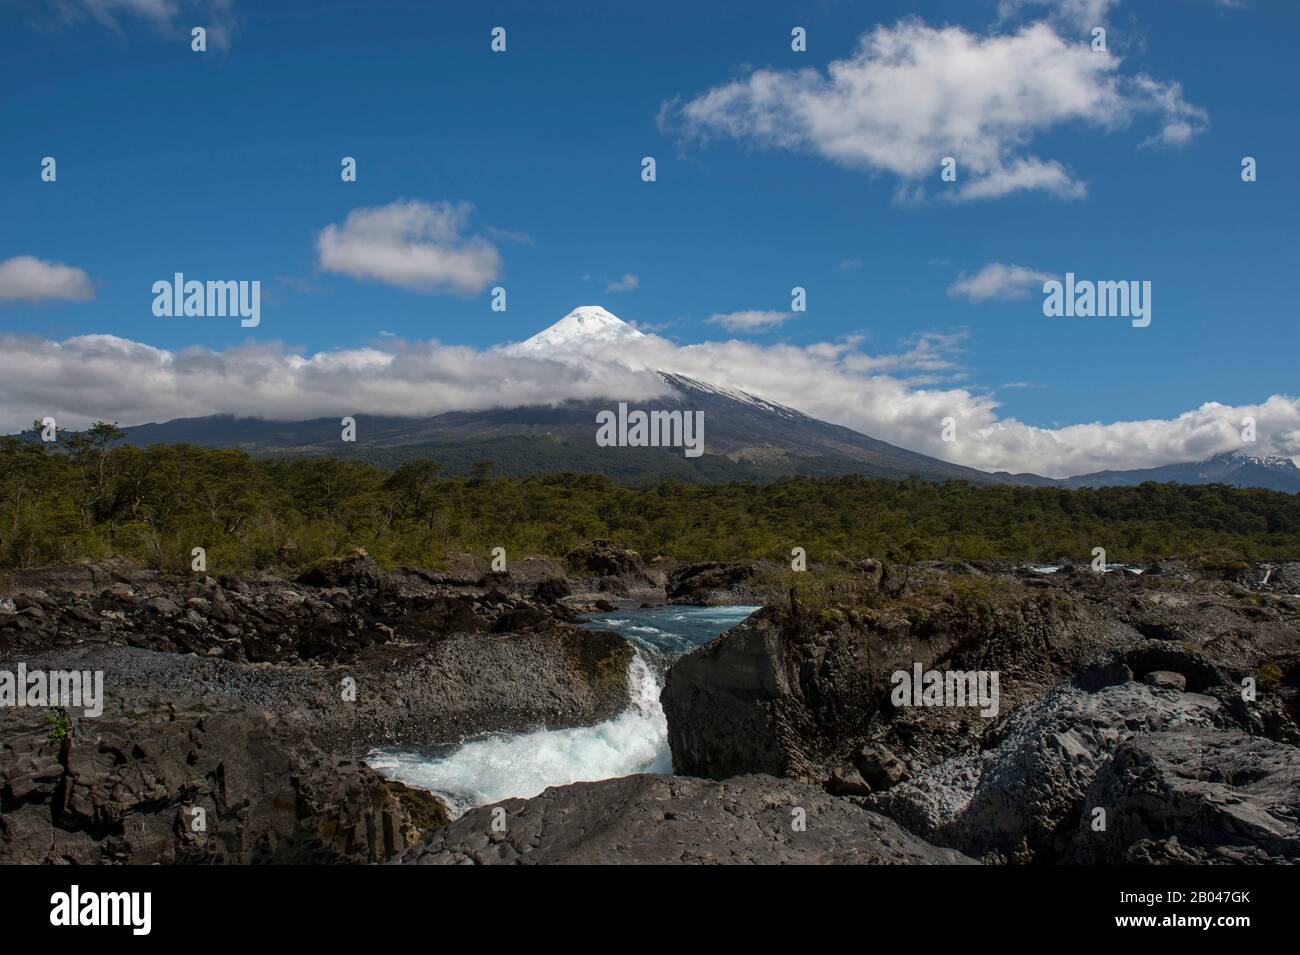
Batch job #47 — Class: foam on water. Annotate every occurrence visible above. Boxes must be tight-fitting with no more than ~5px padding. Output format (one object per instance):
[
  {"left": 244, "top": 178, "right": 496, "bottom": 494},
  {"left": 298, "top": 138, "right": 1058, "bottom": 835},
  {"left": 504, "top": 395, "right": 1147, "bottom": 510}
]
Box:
[
  {"left": 367, "top": 603, "right": 758, "bottom": 817},
  {"left": 368, "top": 651, "right": 670, "bottom": 817}
]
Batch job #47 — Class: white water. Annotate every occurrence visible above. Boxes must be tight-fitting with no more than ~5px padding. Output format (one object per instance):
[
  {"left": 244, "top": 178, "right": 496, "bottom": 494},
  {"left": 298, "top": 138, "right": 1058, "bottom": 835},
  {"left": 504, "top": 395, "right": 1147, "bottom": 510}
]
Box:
[
  {"left": 1028, "top": 562, "right": 1144, "bottom": 575},
  {"left": 367, "top": 651, "right": 670, "bottom": 817}
]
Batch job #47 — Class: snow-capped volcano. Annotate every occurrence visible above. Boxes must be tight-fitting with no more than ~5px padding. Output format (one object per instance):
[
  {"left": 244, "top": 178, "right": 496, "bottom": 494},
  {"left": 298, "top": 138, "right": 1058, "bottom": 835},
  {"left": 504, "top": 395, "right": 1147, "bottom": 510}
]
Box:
[
  {"left": 513, "top": 305, "right": 646, "bottom": 354},
  {"left": 115, "top": 304, "right": 1005, "bottom": 483},
  {"left": 107, "top": 306, "right": 1300, "bottom": 491}
]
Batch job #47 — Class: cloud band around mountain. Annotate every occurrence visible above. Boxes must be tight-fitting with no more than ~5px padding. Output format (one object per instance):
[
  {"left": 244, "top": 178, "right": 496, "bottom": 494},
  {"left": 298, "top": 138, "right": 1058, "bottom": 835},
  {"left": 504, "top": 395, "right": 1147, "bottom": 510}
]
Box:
[{"left": 2, "top": 325, "right": 1295, "bottom": 481}]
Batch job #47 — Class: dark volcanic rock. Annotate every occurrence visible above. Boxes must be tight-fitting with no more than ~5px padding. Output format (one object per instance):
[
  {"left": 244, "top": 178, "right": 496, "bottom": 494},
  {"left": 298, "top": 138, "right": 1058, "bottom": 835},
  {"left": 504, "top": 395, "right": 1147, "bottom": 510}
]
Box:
[
  {"left": 392, "top": 773, "right": 975, "bottom": 865},
  {"left": 864, "top": 682, "right": 1223, "bottom": 863},
  {"left": 5, "top": 624, "right": 636, "bottom": 756},
  {"left": 0, "top": 554, "right": 595, "bottom": 667},
  {"left": 0, "top": 557, "right": 153, "bottom": 596},
  {"left": 565, "top": 540, "right": 644, "bottom": 577},
  {"left": 4, "top": 549, "right": 1298, "bottom": 867},
  {"left": 662, "top": 563, "right": 1300, "bottom": 795},
  {"left": 533, "top": 577, "right": 571, "bottom": 603},
  {"left": 661, "top": 591, "right": 1076, "bottom": 783},
  {"left": 667, "top": 561, "right": 761, "bottom": 605},
  {"left": 853, "top": 743, "right": 908, "bottom": 791},
  {"left": 1142, "top": 670, "right": 1187, "bottom": 691},
  {"left": 661, "top": 607, "right": 804, "bottom": 780},
  {"left": 296, "top": 551, "right": 385, "bottom": 589},
  {"left": 0, "top": 699, "right": 442, "bottom": 864},
  {"left": 1065, "top": 729, "right": 1300, "bottom": 864}
]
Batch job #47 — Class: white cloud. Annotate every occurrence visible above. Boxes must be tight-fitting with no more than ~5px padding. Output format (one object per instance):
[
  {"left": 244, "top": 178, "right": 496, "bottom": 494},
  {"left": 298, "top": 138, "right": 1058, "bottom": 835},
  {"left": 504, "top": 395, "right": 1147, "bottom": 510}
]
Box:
[
  {"left": 707, "top": 310, "right": 795, "bottom": 332},
  {"left": 665, "top": 20, "right": 1206, "bottom": 201},
  {"left": 316, "top": 199, "right": 501, "bottom": 295},
  {"left": 997, "top": 0, "right": 1120, "bottom": 32},
  {"left": 0, "top": 256, "right": 95, "bottom": 304},
  {"left": 999, "top": 0, "right": 1244, "bottom": 32},
  {"left": 5, "top": 323, "right": 1295, "bottom": 480},
  {"left": 948, "top": 262, "right": 1056, "bottom": 301},
  {"left": 1132, "top": 77, "right": 1210, "bottom": 148},
  {"left": 53, "top": 0, "right": 236, "bottom": 49},
  {"left": 605, "top": 273, "right": 640, "bottom": 293}
]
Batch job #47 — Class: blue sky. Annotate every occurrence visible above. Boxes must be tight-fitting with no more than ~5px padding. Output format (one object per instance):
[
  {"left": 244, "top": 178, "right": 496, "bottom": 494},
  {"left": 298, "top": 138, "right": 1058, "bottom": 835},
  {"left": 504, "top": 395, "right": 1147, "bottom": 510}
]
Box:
[{"left": 1, "top": 0, "right": 1297, "bottom": 475}]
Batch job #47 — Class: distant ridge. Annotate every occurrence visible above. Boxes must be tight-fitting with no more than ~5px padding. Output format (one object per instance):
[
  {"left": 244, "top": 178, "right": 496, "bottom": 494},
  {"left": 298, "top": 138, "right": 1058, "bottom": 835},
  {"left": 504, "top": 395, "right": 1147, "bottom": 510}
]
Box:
[
  {"left": 1063, "top": 450, "right": 1300, "bottom": 493},
  {"left": 106, "top": 307, "right": 1300, "bottom": 492}
]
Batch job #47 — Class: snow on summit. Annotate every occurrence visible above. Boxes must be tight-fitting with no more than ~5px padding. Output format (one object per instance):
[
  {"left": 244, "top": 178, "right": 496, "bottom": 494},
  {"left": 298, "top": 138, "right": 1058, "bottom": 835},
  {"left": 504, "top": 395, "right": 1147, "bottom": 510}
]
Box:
[{"left": 513, "top": 306, "right": 646, "bottom": 353}]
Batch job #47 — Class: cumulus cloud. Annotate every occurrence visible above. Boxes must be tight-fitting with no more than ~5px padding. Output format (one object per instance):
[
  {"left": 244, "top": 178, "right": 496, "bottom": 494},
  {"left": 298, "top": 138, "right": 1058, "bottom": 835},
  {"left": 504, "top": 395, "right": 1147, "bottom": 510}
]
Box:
[
  {"left": 0, "top": 332, "right": 671, "bottom": 435},
  {"left": 948, "top": 263, "right": 1056, "bottom": 302},
  {"left": 998, "top": 0, "right": 1120, "bottom": 31},
  {"left": 4, "top": 323, "right": 1295, "bottom": 479},
  {"left": 605, "top": 273, "right": 640, "bottom": 293},
  {"left": 707, "top": 310, "right": 795, "bottom": 332},
  {"left": 52, "top": 0, "right": 236, "bottom": 49},
  {"left": 664, "top": 20, "right": 1206, "bottom": 201},
  {"left": 316, "top": 199, "right": 501, "bottom": 295},
  {"left": 1132, "top": 77, "right": 1210, "bottom": 148},
  {"left": 0, "top": 256, "right": 95, "bottom": 304},
  {"left": 999, "top": 0, "right": 1244, "bottom": 33}
]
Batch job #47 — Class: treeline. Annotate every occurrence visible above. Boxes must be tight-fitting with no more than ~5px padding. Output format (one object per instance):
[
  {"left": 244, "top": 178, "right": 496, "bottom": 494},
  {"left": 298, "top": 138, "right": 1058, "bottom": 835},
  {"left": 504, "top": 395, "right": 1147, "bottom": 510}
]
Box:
[{"left": 2, "top": 427, "right": 1299, "bottom": 572}]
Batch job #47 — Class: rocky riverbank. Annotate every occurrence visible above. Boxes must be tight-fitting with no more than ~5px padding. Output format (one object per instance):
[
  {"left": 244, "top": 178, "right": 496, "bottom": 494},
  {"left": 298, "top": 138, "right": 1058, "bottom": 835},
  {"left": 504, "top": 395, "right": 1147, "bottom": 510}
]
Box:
[
  {"left": 3, "top": 548, "right": 1298, "bottom": 864},
  {"left": 0, "top": 547, "right": 647, "bottom": 862},
  {"left": 660, "top": 558, "right": 1300, "bottom": 864}
]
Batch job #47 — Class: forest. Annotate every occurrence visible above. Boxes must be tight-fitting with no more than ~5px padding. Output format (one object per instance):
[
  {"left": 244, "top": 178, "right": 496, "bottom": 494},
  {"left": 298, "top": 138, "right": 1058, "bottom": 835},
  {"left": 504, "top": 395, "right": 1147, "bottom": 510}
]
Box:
[{"left": 2, "top": 424, "right": 1298, "bottom": 572}]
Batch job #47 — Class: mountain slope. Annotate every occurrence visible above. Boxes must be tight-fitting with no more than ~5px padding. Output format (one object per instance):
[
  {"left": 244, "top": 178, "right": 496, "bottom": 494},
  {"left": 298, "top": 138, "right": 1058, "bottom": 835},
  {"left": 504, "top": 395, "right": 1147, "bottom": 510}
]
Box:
[
  {"left": 114, "top": 307, "right": 1012, "bottom": 483},
  {"left": 1064, "top": 451, "right": 1300, "bottom": 493},
  {"left": 117, "top": 370, "right": 1007, "bottom": 483},
  {"left": 106, "top": 307, "right": 1300, "bottom": 491}
]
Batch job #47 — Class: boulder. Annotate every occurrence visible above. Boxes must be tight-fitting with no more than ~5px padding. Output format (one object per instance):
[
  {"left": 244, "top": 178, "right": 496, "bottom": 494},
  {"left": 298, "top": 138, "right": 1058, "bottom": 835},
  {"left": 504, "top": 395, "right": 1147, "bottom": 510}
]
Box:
[
  {"left": 296, "top": 551, "right": 384, "bottom": 589},
  {"left": 391, "top": 773, "right": 975, "bottom": 865},
  {"left": 533, "top": 577, "right": 571, "bottom": 603},
  {"left": 661, "top": 606, "right": 852, "bottom": 781},
  {"left": 1142, "top": 670, "right": 1187, "bottom": 691},
  {"left": 661, "top": 590, "right": 1071, "bottom": 784},
  {"left": 852, "top": 743, "right": 908, "bottom": 791},
  {"left": 666, "top": 561, "right": 760, "bottom": 604},
  {"left": 565, "top": 540, "right": 644, "bottom": 577},
  {"left": 141, "top": 596, "right": 181, "bottom": 618},
  {"left": 1065, "top": 729, "right": 1300, "bottom": 864},
  {"left": 1072, "top": 656, "right": 1134, "bottom": 692},
  {"left": 863, "top": 682, "right": 1222, "bottom": 863}
]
